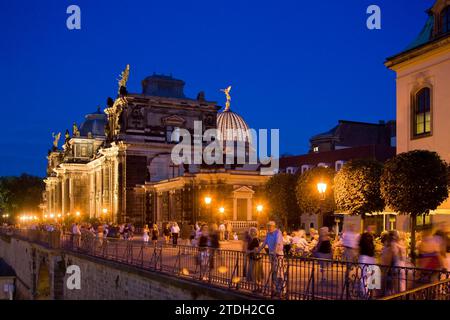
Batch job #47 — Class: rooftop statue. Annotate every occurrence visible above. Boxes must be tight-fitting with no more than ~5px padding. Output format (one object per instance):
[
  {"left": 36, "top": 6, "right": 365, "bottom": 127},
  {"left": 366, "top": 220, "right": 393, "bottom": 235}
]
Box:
[
  {"left": 220, "top": 85, "right": 232, "bottom": 111},
  {"left": 64, "top": 129, "right": 70, "bottom": 143},
  {"left": 118, "top": 64, "right": 130, "bottom": 95},
  {"left": 52, "top": 132, "right": 61, "bottom": 150},
  {"left": 73, "top": 122, "right": 80, "bottom": 137}
]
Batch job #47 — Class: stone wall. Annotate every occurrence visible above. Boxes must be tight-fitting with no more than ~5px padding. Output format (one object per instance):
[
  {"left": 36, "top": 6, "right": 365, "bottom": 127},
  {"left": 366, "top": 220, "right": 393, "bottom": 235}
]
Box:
[
  {"left": 62, "top": 252, "right": 247, "bottom": 300},
  {"left": 0, "top": 235, "right": 248, "bottom": 300},
  {"left": 0, "top": 235, "right": 63, "bottom": 300}
]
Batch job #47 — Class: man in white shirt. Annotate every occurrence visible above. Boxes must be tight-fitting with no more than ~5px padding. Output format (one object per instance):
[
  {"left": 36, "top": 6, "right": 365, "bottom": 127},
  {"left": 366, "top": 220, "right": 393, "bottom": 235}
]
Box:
[{"left": 171, "top": 222, "right": 180, "bottom": 246}]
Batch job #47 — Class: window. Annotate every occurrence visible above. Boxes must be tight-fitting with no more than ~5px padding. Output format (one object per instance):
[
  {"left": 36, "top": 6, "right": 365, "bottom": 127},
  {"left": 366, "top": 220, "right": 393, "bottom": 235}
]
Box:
[
  {"left": 413, "top": 88, "right": 431, "bottom": 136},
  {"left": 335, "top": 160, "right": 345, "bottom": 171},
  {"left": 441, "top": 6, "right": 450, "bottom": 34},
  {"left": 166, "top": 126, "right": 180, "bottom": 143},
  {"left": 313, "top": 146, "right": 319, "bottom": 153},
  {"left": 301, "top": 165, "right": 311, "bottom": 174},
  {"left": 286, "top": 167, "right": 297, "bottom": 174}
]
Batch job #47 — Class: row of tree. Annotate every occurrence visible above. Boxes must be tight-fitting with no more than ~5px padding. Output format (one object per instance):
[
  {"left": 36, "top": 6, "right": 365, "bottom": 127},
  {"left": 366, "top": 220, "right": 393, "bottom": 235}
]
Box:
[
  {"left": 265, "top": 150, "right": 449, "bottom": 258},
  {"left": 0, "top": 174, "right": 44, "bottom": 219}
]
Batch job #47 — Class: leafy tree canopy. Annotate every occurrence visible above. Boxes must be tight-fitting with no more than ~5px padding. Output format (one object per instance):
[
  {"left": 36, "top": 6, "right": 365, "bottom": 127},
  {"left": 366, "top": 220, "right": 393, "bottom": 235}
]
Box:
[
  {"left": 0, "top": 174, "right": 44, "bottom": 218},
  {"left": 380, "top": 150, "right": 448, "bottom": 216},
  {"left": 265, "top": 173, "right": 300, "bottom": 229},
  {"left": 296, "top": 167, "right": 335, "bottom": 214},
  {"left": 334, "top": 159, "right": 384, "bottom": 216}
]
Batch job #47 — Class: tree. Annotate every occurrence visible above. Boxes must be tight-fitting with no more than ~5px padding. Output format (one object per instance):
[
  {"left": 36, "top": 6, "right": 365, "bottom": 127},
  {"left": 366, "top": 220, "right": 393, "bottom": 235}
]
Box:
[
  {"left": 380, "top": 150, "right": 448, "bottom": 259},
  {"left": 265, "top": 173, "right": 300, "bottom": 230},
  {"left": 296, "top": 167, "right": 335, "bottom": 216},
  {"left": 0, "top": 174, "right": 44, "bottom": 220},
  {"left": 334, "top": 159, "right": 384, "bottom": 221}
]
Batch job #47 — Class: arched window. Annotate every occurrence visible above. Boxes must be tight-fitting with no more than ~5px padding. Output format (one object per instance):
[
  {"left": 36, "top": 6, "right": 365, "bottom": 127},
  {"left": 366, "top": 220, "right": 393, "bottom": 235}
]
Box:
[
  {"left": 413, "top": 88, "right": 431, "bottom": 136},
  {"left": 441, "top": 6, "right": 450, "bottom": 34}
]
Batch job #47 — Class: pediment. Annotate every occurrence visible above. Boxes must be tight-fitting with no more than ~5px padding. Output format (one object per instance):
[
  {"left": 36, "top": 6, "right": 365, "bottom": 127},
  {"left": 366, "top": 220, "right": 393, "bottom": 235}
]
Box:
[
  {"left": 161, "top": 115, "right": 186, "bottom": 126},
  {"left": 232, "top": 185, "right": 255, "bottom": 194}
]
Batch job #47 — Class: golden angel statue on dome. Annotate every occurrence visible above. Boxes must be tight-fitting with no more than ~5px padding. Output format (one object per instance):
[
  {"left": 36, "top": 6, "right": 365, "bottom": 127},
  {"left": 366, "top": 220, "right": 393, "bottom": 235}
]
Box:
[{"left": 220, "top": 85, "right": 232, "bottom": 111}]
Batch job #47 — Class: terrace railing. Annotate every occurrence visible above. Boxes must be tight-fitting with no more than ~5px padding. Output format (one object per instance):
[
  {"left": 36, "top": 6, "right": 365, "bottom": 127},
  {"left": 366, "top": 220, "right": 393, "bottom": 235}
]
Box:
[
  {"left": 59, "top": 233, "right": 450, "bottom": 300},
  {"left": 0, "top": 226, "right": 61, "bottom": 249},
  {"left": 380, "top": 278, "right": 450, "bottom": 300},
  {"left": 2, "top": 227, "right": 449, "bottom": 300}
]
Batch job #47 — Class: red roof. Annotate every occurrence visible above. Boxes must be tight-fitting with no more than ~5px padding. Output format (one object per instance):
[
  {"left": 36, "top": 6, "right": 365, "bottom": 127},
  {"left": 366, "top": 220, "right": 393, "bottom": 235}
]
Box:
[{"left": 280, "top": 144, "right": 396, "bottom": 169}]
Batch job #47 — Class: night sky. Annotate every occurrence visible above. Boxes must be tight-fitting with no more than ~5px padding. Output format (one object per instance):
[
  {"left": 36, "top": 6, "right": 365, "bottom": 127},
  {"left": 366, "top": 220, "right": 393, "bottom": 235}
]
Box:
[{"left": 0, "top": 0, "right": 435, "bottom": 177}]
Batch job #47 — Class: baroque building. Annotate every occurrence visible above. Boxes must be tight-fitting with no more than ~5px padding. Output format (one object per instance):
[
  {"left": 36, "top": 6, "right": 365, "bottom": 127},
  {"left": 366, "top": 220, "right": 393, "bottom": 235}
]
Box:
[
  {"left": 385, "top": 0, "right": 450, "bottom": 230},
  {"left": 44, "top": 67, "right": 269, "bottom": 227}
]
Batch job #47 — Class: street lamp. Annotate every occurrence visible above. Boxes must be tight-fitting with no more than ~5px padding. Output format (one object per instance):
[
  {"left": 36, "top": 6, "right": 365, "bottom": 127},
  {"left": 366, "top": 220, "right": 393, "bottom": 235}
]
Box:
[
  {"left": 317, "top": 182, "right": 327, "bottom": 200},
  {"left": 204, "top": 197, "right": 212, "bottom": 205},
  {"left": 219, "top": 207, "right": 225, "bottom": 214},
  {"left": 75, "top": 211, "right": 81, "bottom": 217},
  {"left": 256, "top": 204, "right": 264, "bottom": 214},
  {"left": 203, "top": 196, "right": 212, "bottom": 221}
]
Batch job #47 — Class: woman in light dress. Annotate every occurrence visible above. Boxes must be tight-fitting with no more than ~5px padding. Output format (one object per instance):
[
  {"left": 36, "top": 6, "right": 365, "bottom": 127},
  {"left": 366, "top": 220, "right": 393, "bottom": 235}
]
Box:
[{"left": 143, "top": 224, "right": 150, "bottom": 243}]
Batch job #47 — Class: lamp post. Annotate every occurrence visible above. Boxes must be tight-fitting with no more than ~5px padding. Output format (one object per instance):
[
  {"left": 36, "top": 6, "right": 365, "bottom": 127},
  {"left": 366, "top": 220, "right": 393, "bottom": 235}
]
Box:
[
  {"left": 204, "top": 196, "right": 212, "bottom": 222},
  {"left": 317, "top": 182, "right": 327, "bottom": 234},
  {"left": 256, "top": 204, "right": 264, "bottom": 232},
  {"left": 317, "top": 182, "right": 327, "bottom": 200},
  {"left": 102, "top": 208, "right": 109, "bottom": 222}
]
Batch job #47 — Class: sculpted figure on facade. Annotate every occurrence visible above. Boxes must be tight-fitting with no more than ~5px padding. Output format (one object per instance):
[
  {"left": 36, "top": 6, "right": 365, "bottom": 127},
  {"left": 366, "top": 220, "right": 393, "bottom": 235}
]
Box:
[{"left": 52, "top": 132, "right": 61, "bottom": 150}]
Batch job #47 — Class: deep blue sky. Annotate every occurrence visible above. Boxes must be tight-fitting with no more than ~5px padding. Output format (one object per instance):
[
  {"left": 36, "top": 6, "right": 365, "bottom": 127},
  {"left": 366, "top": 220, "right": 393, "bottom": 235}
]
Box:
[{"left": 0, "top": 0, "right": 435, "bottom": 177}]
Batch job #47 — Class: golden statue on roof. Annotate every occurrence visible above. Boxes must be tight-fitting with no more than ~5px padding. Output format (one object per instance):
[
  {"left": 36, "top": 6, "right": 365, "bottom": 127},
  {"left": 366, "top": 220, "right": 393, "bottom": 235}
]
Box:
[{"left": 220, "top": 85, "right": 232, "bottom": 111}]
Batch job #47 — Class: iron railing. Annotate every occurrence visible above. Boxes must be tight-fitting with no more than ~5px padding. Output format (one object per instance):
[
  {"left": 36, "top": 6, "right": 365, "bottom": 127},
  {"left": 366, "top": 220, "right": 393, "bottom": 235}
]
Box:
[
  {"left": 380, "top": 278, "right": 450, "bottom": 300},
  {"left": 59, "top": 234, "right": 450, "bottom": 300},
  {"left": 0, "top": 227, "right": 61, "bottom": 249},
  {"left": 2, "top": 227, "right": 449, "bottom": 300}
]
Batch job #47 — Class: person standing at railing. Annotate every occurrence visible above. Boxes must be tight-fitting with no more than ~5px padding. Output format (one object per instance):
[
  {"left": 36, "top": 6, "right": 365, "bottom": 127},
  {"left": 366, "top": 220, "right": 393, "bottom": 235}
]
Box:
[
  {"left": 218, "top": 222, "right": 225, "bottom": 241},
  {"left": 312, "top": 227, "right": 332, "bottom": 282},
  {"left": 225, "top": 222, "right": 232, "bottom": 241},
  {"left": 257, "top": 221, "right": 284, "bottom": 293},
  {"left": 171, "top": 222, "right": 180, "bottom": 246},
  {"left": 163, "top": 224, "right": 171, "bottom": 244},
  {"left": 197, "top": 224, "right": 210, "bottom": 281},
  {"left": 247, "top": 227, "right": 263, "bottom": 293},
  {"left": 358, "top": 225, "right": 376, "bottom": 297},
  {"left": 71, "top": 222, "right": 81, "bottom": 248},
  {"left": 381, "top": 230, "right": 407, "bottom": 295},
  {"left": 151, "top": 224, "right": 159, "bottom": 246},
  {"left": 341, "top": 224, "right": 360, "bottom": 263},
  {"left": 208, "top": 223, "right": 220, "bottom": 271},
  {"left": 143, "top": 224, "right": 150, "bottom": 244},
  {"left": 417, "top": 225, "right": 446, "bottom": 284}
]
